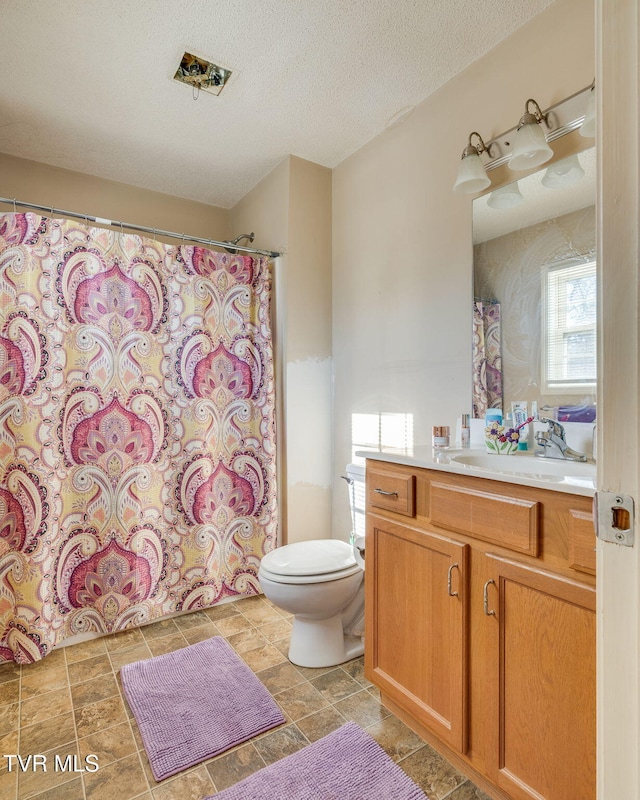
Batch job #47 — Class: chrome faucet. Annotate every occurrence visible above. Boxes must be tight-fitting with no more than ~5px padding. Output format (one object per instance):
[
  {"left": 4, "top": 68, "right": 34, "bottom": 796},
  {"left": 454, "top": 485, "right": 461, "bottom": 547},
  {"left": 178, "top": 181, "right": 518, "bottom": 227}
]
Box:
[{"left": 535, "top": 418, "right": 588, "bottom": 462}]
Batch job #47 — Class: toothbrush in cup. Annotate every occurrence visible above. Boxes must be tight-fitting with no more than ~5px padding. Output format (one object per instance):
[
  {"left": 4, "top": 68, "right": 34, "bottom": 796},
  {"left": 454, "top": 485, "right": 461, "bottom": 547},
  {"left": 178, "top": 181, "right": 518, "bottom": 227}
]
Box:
[{"left": 512, "top": 415, "right": 535, "bottom": 433}]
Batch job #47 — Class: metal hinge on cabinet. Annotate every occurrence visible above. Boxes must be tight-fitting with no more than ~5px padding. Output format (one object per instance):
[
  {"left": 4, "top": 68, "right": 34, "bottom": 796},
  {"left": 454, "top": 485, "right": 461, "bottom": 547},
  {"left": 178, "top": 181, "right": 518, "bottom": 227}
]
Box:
[{"left": 595, "top": 491, "right": 635, "bottom": 547}]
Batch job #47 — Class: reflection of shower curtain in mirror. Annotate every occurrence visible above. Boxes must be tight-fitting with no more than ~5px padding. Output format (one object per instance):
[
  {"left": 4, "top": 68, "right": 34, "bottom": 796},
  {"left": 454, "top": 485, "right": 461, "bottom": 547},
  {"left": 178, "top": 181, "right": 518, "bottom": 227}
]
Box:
[
  {"left": 472, "top": 300, "right": 503, "bottom": 418},
  {"left": 0, "top": 213, "right": 277, "bottom": 663}
]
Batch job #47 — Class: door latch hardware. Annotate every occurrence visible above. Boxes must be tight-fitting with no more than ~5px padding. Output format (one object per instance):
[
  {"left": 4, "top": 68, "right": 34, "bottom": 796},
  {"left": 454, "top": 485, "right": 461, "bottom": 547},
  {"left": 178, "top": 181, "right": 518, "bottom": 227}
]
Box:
[{"left": 595, "top": 491, "right": 635, "bottom": 547}]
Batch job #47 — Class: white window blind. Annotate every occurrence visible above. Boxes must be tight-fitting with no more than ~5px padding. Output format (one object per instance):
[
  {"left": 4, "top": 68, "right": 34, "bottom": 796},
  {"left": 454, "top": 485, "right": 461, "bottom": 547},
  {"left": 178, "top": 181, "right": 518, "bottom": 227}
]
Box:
[
  {"left": 543, "top": 259, "right": 597, "bottom": 392},
  {"left": 351, "top": 412, "right": 414, "bottom": 464}
]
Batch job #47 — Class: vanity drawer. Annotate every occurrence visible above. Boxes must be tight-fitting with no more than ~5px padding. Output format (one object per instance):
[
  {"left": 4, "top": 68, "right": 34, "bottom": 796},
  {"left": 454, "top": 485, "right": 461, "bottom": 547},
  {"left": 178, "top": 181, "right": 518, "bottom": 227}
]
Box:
[
  {"left": 430, "top": 481, "right": 540, "bottom": 556},
  {"left": 568, "top": 509, "right": 596, "bottom": 575},
  {"left": 367, "top": 468, "right": 415, "bottom": 517}
]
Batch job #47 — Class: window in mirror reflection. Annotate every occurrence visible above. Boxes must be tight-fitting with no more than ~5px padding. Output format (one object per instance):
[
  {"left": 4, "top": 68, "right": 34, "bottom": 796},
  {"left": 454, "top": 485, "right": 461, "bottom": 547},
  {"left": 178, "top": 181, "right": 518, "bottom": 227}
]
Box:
[{"left": 543, "top": 259, "right": 597, "bottom": 392}]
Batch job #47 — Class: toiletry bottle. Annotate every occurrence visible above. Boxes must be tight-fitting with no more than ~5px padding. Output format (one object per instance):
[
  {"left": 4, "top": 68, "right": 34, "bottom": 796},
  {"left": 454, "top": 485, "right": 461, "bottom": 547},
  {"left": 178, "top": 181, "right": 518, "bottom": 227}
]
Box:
[
  {"left": 485, "top": 408, "right": 502, "bottom": 427},
  {"left": 511, "top": 401, "right": 529, "bottom": 450},
  {"left": 432, "top": 426, "right": 450, "bottom": 449},
  {"left": 460, "top": 414, "right": 470, "bottom": 448},
  {"left": 484, "top": 409, "right": 502, "bottom": 453}
]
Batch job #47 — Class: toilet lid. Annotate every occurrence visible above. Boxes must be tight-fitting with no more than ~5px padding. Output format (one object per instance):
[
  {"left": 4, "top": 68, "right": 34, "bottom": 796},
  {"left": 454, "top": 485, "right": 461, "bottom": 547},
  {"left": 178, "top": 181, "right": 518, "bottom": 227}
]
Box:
[
  {"left": 258, "top": 562, "right": 362, "bottom": 585},
  {"left": 261, "top": 539, "right": 356, "bottom": 578}
]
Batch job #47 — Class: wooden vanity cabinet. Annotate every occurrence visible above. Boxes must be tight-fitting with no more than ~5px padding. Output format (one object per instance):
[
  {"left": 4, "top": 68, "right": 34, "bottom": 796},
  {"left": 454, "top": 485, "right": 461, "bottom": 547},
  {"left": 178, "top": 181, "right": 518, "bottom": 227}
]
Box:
[
  {"left": 366, "top": 514, "right": 468, "bottom": 751},
  {"left": 484, "top": 554, "right": 596, "bottom": 800},
  {"left": 364, "top": 459, "right": 596, "bottom": 800}
]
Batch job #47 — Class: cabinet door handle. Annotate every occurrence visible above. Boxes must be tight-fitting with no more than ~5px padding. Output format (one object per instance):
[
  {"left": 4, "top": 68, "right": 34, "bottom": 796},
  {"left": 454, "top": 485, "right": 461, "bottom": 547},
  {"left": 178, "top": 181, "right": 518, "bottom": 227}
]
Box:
[
  {"left": 447, "top": 563, "right": 460, "bottom": 597},
  {"left": 374, "top": 488, "right": 398, "bottom": 497},
  {"left": 483, "top": 579, "right": 496, "bottom": 616}
]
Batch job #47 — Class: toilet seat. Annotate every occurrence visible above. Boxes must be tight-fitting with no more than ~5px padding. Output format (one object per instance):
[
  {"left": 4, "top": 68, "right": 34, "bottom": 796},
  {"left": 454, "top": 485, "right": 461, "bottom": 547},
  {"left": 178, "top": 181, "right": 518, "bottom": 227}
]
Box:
[
  {"left": 259, "top": 540, "right": 361, "bottom": 585},
  {"left": 259, "top": 563, "right": 361, "bottom": 585}
]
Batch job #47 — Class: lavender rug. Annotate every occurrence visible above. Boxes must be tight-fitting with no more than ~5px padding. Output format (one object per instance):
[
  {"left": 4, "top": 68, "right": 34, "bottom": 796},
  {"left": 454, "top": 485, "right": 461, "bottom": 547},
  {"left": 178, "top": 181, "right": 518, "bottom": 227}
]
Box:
[
  {"left": 205, "top": 722, "right": 427, "bottom": 799},
  {"left": 120, "top": 636, "right": 285, "bottom": 781}
]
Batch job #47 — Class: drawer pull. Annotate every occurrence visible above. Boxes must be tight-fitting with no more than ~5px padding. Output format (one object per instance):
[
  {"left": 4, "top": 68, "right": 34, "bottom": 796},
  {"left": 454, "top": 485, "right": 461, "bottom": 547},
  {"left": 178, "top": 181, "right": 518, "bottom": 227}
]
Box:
[
  {"left": 374, "top": 488, "right": 398, "bottom": 497},
  {"left": 447, "top": 563, "right": 460, "bottom": 597},
  {"left": 483, "top": 579, "right": 496, "bottom": 617}
]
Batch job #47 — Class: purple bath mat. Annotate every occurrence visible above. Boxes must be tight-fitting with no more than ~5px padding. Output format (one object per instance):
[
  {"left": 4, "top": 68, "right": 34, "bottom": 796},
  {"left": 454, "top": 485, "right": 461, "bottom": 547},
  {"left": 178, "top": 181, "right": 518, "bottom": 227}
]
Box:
[
  {"left": 205, "top": 722, "right": 427, "bottom": 799},
  {"left": 120, "top": 636, "right": 285, "bottom": 781}
]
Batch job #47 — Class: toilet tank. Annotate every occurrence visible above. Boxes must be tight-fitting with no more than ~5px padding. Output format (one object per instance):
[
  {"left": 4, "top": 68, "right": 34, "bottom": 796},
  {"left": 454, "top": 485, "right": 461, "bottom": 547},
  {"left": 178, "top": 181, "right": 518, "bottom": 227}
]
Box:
[{"left": 345, "top": 463, "right": 366, "bottom": 540}]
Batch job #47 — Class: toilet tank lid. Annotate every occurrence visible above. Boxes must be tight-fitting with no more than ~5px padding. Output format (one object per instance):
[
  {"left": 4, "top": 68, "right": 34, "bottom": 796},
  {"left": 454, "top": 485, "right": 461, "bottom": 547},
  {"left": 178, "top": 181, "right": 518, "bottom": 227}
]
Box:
[
  {"left": 262, "top": 539, "right": 356, "bottom": 577},
  {"left": 346, "top": 463, "right": 365, "bottom": 480}
]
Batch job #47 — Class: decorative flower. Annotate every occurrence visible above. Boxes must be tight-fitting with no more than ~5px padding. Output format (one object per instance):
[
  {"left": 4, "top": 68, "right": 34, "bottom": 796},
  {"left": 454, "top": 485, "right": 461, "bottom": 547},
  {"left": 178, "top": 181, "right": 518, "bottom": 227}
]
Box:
[{"left": 485, "top": 424, "right": 519, "bottom": 454}]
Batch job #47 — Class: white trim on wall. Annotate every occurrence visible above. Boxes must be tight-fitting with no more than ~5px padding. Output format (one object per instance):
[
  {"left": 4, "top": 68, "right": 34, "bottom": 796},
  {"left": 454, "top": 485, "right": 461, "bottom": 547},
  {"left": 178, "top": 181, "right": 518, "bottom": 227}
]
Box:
[{"left": 597, "top": 1, "right": 640, "bottom": 797}]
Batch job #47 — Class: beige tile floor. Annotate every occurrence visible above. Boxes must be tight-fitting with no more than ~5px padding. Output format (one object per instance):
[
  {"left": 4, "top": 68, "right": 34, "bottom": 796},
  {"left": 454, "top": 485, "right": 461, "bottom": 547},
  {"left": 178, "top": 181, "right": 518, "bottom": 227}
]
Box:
[{"left": 0, "top": 595, "right": 490, "bottom": 800}]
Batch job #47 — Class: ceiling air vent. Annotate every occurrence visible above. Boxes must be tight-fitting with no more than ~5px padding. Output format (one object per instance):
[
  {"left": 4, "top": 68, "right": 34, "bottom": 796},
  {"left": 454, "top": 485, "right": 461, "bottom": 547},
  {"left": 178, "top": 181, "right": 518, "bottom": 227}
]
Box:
[{"left": 174, "top": 52, "right": 232, "bottom": 96}]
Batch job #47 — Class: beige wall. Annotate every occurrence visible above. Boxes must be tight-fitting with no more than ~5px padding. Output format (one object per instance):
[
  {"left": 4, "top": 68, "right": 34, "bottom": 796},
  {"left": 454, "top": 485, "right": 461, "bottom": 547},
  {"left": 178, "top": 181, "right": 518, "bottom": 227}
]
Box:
[
  {"left": 285, "top": 158, "right": 333, "bottom": 542},
  {"left": 0, "top": 152, "right": 230, "bottom": 241},
  {"left": 230, "top": 156, "right": 333, "bottom": 544},
  {"left": 331, "top": 0, "right": 595, "bottom": 535},
  {"left": 229, "top": 157, "right": 290, "bottom": 256}
]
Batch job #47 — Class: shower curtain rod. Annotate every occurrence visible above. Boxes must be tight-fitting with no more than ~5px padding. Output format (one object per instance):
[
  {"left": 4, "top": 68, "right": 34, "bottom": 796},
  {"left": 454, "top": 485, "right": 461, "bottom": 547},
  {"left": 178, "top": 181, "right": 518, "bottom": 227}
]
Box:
[{"left": 0, "top": 196, "right": 281, "bottom": 259}]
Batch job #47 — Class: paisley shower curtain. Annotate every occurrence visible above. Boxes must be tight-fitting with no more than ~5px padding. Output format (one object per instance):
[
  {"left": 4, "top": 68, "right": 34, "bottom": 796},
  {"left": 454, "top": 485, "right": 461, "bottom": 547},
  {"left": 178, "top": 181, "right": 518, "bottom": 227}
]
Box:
[
  {"left": 472, "top": 299, "right": 503, "bottom": 418},
  {"left": 0, "top": 213, "right": 277, "bottom": 663}
]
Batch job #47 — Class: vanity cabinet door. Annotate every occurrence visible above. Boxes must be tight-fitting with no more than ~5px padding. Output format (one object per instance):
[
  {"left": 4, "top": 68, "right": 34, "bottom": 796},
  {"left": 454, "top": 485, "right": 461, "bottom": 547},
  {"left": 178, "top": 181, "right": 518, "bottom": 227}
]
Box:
[
  {"left": 365, "top": 514, "right": 468, "bottom": 752},
  {"left": 484, "top": 554, "right": 596, "bottom": 800}
]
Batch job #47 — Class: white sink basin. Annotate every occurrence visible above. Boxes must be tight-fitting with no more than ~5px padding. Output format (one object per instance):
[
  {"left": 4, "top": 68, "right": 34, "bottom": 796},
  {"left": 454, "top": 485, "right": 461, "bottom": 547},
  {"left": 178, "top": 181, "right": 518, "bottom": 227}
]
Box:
[{"left": 451, "top": 452, "right": 596, "bottom": 480}]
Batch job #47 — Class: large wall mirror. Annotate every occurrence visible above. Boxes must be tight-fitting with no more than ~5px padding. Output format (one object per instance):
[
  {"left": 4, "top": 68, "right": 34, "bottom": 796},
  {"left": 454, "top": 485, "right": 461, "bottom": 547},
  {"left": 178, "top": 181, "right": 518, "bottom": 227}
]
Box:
[{"left": 472, "top": 146, "right": 596, "bottom": 419}]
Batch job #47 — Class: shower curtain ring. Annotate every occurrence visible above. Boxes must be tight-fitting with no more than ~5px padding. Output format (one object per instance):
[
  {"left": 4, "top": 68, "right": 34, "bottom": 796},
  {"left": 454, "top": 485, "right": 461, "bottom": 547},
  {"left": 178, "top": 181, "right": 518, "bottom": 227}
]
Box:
[{"left": 12, "top": 199, "right": 16, "bottom": 213}]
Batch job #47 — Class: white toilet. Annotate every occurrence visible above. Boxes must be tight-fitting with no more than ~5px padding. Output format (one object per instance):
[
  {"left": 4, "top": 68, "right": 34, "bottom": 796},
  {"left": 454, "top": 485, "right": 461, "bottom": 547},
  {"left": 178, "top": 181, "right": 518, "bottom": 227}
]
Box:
[{"left": 258, "top": 464, "right": 365, "bottom": 668}]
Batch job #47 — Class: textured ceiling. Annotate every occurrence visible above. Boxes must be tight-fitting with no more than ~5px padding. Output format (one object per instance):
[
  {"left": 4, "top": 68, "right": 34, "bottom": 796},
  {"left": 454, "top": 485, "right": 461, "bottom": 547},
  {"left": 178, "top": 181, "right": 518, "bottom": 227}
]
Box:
[{"left": 0, "top": 0, "right": 555, "bottom": 208}]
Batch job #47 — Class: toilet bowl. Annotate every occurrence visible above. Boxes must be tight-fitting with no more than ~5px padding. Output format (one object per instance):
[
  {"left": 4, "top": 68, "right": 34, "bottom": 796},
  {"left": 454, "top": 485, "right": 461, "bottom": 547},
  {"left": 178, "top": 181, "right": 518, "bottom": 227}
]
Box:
[{"left": 259, "top": 539, "right": 364, "bottom": 668}]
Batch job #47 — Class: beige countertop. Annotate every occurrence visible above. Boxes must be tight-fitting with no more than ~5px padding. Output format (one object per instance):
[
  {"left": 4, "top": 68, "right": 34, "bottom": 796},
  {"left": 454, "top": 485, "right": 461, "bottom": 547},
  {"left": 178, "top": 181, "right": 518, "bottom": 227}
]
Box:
[{"left": 357, "top": 446, "right": 596, "bottom": 497}]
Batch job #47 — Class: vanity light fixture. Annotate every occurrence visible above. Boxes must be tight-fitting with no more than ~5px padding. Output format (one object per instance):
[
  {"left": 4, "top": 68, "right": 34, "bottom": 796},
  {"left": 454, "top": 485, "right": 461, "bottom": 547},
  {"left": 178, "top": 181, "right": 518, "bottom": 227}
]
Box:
[
  {"left": 453, "top": 84, "right": 593, "bottom": 197},
  {"left": 509, "top": 98, "right": 554, "bottom": 171},
  {"left": 541, "top": 154, "right": 585, "bottom": 188},
  {"left": 453, "top": 132, "right": 496, "bottom": 194},
  {"left": 580, "top": 80, "right": 596, "bottom": 138},
  {"left": 487, "top": 181, "right": 524, "bottom": 209}
]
